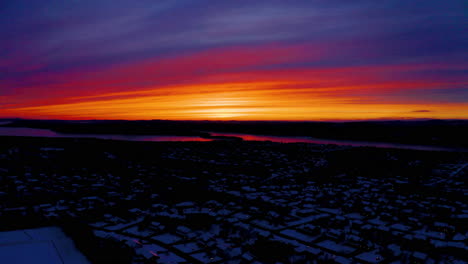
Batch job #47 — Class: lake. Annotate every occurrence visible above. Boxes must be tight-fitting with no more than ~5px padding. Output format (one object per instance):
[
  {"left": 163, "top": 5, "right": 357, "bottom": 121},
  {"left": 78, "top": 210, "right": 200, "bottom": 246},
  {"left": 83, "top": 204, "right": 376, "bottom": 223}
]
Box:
[
  {"left": 0, "top": 127, "right": 465, "bottom": 152},
  {"left": 0, "top": 127, "right": 211, "bottom": 142},
  {"left": 209, "top": 132, "right": 466, "bottom": 152}
]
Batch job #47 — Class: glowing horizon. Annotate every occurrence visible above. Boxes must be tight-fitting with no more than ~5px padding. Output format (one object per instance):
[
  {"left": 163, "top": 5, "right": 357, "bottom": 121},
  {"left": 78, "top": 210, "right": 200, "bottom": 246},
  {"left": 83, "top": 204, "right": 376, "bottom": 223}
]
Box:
[{"left": 1, "top": 1, "right": 467, "bottom": 121}]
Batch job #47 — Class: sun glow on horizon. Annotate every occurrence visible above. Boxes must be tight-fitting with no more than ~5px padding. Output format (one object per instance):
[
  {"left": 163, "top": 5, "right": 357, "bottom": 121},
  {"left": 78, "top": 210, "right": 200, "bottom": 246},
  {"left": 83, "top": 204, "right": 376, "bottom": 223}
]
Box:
[
  {"left": 3, "top": 80, "right": 467, "bottom": 121},
  {"left": 1, "top": 44, "right": 467, "bottom": 121},
  {"left": 0, "top": 1, "right": 466, "bottom": 121}
]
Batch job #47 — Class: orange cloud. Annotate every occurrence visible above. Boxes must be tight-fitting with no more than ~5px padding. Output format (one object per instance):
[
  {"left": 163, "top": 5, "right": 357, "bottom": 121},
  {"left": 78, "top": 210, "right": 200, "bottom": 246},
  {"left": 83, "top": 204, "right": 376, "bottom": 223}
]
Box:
[
  {"left": 1, "top": 43, "right": 467, "bottom": 120},
  {"left": 4, "top": 81, "right": 467, "bottom": 120}
]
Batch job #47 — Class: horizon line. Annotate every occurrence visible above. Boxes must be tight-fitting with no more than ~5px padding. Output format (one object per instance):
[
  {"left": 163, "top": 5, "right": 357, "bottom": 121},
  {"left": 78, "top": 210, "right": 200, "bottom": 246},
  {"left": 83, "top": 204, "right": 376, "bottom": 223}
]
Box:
[{"left": 1, "top": 117, "right": 467, "bottom": 123}]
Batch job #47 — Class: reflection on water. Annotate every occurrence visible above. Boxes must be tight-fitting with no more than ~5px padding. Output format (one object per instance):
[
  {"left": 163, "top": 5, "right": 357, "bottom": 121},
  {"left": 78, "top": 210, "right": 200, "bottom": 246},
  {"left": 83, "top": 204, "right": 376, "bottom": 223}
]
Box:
[
  {"left": 0, "top": 127, "right": 58, "bottom": 137},
  {"left": 210, "top": 132, "right": 316, "bottom": 143},
  {"left": 210, "top": 132, "right": 466, "bottom": 152},
  {"left": 0, "top": 127, "right": 211, "bottom": 142},
  {"left": 0, "top": 127, "right": 465, "bottom": 152}
]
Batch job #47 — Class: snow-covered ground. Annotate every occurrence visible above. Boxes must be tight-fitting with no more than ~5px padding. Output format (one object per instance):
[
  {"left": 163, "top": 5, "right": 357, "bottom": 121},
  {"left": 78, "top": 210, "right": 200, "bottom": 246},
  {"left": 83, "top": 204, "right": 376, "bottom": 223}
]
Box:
[
  {"left": 0, "top": 227, "right": 89, "bottom": 264},
  {"left": 1, "top": 140, "right": 466, "bottom": 263}
]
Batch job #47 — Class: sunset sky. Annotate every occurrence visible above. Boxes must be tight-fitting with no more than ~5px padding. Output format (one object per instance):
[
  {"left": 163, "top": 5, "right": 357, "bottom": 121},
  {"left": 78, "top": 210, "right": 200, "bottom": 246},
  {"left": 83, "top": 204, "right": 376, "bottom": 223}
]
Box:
[{"left": 1, "top": 0, "right": 466, "bottom": 120}]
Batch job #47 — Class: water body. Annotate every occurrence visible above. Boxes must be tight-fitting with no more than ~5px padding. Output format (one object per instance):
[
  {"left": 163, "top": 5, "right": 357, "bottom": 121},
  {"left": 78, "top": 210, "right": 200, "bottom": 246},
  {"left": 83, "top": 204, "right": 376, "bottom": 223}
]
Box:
[
  {"left": 0, "top": 127, "right": 211, "bottom": 142},
  {"left": 0, "top": 127, "right": 464, "bottom": 152},
  {"left": 209, "top": 132, "right": 465, "bottom": 152}
]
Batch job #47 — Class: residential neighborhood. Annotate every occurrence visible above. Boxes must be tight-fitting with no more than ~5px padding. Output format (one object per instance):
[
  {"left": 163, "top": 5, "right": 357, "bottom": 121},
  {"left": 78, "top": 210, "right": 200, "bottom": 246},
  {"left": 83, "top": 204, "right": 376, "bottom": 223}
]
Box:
[{"left": 0, "top": 138, "right": 466, "bottom": 263}]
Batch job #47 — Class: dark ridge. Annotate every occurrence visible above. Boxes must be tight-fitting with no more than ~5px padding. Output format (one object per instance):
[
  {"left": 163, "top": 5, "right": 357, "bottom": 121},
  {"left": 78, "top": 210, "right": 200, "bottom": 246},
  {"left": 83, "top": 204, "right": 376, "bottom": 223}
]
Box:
[{"left": 1, "top": 119, "right": 468, "bottom": 148}]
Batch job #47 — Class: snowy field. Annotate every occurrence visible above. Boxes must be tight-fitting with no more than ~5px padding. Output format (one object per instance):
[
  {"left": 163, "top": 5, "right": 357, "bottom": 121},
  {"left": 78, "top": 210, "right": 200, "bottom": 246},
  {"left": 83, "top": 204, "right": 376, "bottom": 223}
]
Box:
[{"left": 0, "top": 227, "right": 89, "bottom": 264}]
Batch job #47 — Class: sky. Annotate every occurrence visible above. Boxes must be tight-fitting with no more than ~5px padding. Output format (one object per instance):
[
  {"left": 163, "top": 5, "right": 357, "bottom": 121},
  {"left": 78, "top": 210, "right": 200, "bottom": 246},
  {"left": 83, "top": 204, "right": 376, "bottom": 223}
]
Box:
[{"left": 0, "top": 0, "right": 467, "bottom": 121}]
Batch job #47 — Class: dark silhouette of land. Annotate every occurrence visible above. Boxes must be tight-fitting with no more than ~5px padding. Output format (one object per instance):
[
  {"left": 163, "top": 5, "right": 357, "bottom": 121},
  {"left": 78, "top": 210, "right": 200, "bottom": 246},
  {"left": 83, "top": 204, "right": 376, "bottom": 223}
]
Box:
[{"left": 1, "top": 119, "right": 468, "bottom": 148}]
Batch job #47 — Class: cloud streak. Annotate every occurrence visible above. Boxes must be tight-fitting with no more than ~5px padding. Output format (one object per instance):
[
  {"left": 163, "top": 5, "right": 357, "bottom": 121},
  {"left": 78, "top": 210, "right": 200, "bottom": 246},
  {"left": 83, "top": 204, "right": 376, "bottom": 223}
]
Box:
[{"left": 0, "top": 0, "right": 466, "bottom": 120}]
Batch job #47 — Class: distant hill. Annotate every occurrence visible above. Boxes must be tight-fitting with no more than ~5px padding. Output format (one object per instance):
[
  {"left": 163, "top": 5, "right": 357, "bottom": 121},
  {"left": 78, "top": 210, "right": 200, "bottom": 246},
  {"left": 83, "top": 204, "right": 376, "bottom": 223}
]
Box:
[{"left": 1, "top": 119, "right": 468, "bottom": 148}]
